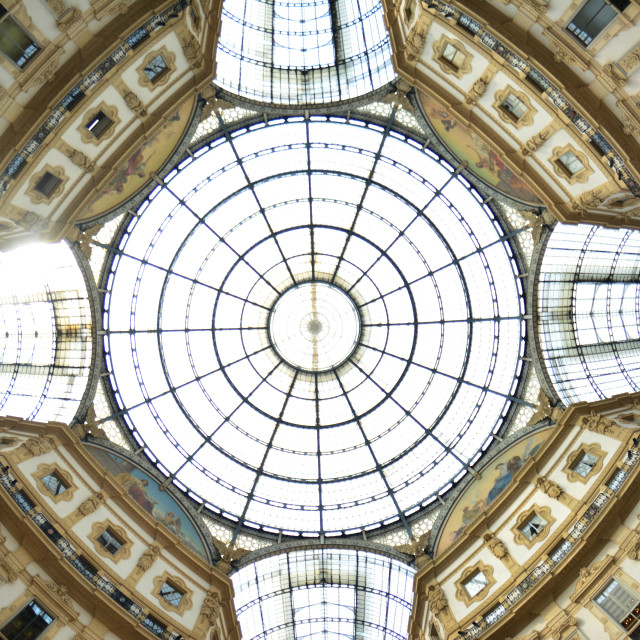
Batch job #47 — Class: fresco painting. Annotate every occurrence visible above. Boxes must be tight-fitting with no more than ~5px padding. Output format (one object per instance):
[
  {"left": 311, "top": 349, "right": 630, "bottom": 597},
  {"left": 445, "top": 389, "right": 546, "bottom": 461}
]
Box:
[
  {"left": 436, "top": 427, "right": 553, "bottom": 555},
  {"left": 81, "top": 97, "right": 196, "bottom": 220},
  {"left": 419, "top": 92, "right": 543, "bottom": 205},
  {"left": 86, "top": 445, "right": 207, "bottom": 560}
]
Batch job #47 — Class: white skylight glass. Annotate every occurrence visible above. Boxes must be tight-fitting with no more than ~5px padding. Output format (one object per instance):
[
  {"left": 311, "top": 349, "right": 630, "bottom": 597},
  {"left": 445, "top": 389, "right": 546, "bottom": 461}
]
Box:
[
  {"left": 103, "top": 117, "right": 526, "bottom": 535},
  {"left": 0, "top": 241, "right": 92, "bottom": 423},
  {"left": 215, "top": 0, "right": 395, "bottom": 104},
  {"left": 538, "top": 224, "right": 640, "bottom": 405},
  {"left": 232, "top": 548, "right": 415, "bottom": 640}
]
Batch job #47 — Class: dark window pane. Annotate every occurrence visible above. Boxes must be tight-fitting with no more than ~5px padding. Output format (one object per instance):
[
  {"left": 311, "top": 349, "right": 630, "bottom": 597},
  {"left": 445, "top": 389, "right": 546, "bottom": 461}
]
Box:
[{"left": 1, "top": 601, "right": 53, "bottom": 640}]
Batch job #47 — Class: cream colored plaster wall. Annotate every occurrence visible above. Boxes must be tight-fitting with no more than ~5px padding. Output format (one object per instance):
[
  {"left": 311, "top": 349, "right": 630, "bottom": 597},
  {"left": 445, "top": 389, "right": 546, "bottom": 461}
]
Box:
[{"left": 23, "top": 0, "right": 63, "bottom": 41}]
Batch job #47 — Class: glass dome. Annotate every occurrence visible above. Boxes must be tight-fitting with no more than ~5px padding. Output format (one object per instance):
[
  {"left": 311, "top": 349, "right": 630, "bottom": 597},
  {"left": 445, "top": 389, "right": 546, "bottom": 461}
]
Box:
[{"left": 103, "top": 116, "right": 526, "bottom": 536}]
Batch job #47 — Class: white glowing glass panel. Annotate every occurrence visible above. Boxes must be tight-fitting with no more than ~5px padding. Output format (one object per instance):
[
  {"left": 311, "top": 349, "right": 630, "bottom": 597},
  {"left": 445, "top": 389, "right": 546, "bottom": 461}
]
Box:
[
  {"left": 0, "top": 241, "right": 92, "bottom": 423},
  {"left": 233, "top": 548, "right": 415, "bottom": 640},
  {"left": 215, "top": 0, "right": 395, "bottom": 104},
  {"left": 104, "top": 118, "right": 526, "bottom": 535},
  {"left": 538, "top": 224, "right": 640, "bottom": 405}
]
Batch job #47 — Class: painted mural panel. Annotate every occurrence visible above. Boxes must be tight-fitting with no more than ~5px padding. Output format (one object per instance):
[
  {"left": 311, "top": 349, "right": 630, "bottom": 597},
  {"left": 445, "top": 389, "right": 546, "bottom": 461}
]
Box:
[
  {"left": 86, "top": 444, "right": 208, "bottom": 560},
  {"left": 81, "top": 97, "right": 196, "bottom": 220},
  {"left": 419, "top": 92, "right": 542, "bottom": 205},
  {"left": 436, "top": 427, "right": 553, "bottom": 555}
]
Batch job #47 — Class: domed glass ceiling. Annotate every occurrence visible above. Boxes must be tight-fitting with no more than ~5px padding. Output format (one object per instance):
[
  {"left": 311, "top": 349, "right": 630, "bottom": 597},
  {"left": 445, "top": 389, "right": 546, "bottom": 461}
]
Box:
[{"left": 103, "top": 116, "right": 526, "bottom": 536}]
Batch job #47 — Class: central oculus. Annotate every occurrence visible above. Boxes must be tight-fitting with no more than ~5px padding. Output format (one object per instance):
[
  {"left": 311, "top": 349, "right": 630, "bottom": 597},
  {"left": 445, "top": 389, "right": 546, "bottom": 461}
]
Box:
[{"left": 268, "top": 281, "right": 361, "bottom": 372}]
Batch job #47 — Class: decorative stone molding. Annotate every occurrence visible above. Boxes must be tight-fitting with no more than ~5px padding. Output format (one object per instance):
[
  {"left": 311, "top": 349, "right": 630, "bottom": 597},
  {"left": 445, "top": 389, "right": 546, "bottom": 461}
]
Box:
[
  {"left": 0, "top": 555, "right": 18, "bottom": 582},
  {"left": 181, "top": 32, "right": 203, "bottom": 69},
  {"left": 432, "top": 35, "right": 472, "bottom": 78},
  {"left": 406, "top": 14, "right": 430, "bottom": 63},
  {"left": 465, "top": 75, "right": 489, "bottom": 107},
  {"left": 18, "top": 436, "right": 57, "bottom": 459},
  {"left": 570, "top": 554, "right": 615, "bottom": 601},
  {"left": 135, "top": 544, "right": 161, "bottom": 576},
  {"left": 89, "top": 519, "right": 133, "bottom": 563},
  {"left": 454, "top": 561, "right": 496, "bottom": 606},
  {"left": 511, "top": 504, "right": 556, "bottom": 549},
  {"left": 75, "top": 492, "right": 104, "bottom": 517},
  {"left": 563, "top": 442, "right": 606, "bottom": 484},
  {"left": 199, "top": 590, "right": 222, "bottom": 626},
  {"left": 581, "top": 411, "right": 626, "bottom": 439},
  {"left": 60, "top": 143, "right": 95, "bottom": 173},
  {"left": 492, "top": 85, "right": 537, "bottom": 128},
  {"left": 152, "top": 572, "right": 194, "bottom": 614},
  {"left": 427, "top": 583, "right": 449, "bottom": 618},
  {"left": 32, "top": 463, "right": 77, "bottom": 503},
  {"left": 619, "top": 44, "right": 640, "bottom": 74},
  {"left": 528, "top": 388, "right": 564, "bottom": 424},
  {"left": 120, "top": 86, "right": 147, "bottom": 118}
]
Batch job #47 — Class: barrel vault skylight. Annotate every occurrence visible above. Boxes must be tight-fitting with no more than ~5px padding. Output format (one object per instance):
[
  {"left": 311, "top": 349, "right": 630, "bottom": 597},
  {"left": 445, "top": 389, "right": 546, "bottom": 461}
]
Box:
[
  {"left": 215, "top": 0, "right": 396, "bottom": 104},
  {"left": 102, "top": 115, "right": 527, "bottom": 537}
]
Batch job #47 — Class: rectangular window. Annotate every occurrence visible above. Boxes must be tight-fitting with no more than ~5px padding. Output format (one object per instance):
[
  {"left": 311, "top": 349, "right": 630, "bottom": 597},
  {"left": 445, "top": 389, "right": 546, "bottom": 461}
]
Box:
[
  {"left": 557, "top": 150, "right": 585, "bottom": 176},
  {"left": 566, "top": 0, "right": 620, "bottom": 46},
  {"left": 595, "top": 579, "right": 640, "bottom": 633},
  {"left": 0, "top": 600, "right": 53, "bottom": 640},
  {"left": 519, "top": 513, "right": 547, "bottom": 540},
  {"left": 463, "top": 570, "right": 489, "bottom": 598},
  {"left": 572, "top": 451, "right": 599, "bottom": 477},
  {"left": 97, "top": 528, "right": 124, "bottom": 555},
  {"left": 143, "top": 55, "right": 168, "bottom": 82},
  {"left": 0, "top": 5, "right": 40, "bottom": 68},
  {"left": 501, "top": 93, "right": 528, "bottom": 120},
  {"left": 86, "top": 110, "right": 113, "bottom": 138},
  {"left": 33, "top": 172, "right": 62, "bottom": 198},
  {"left": 441, "top": 43, "right": 465, "bottom": 69},
  {"left": 160, "top": 581, "right": 184, "bottom": 608},
  {"left": 40, "top": 470, "right": 67, "bottom": 496}
]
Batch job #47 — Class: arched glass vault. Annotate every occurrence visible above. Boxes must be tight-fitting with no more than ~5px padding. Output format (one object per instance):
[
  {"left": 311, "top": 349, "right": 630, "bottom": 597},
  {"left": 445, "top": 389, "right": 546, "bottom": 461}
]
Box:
[
  {"left": 232, "top": 547, "right": 415, "bottom": 640},
  {"left": 0, "top": 242, "right": 93, "bottom": 423},
  {"left": 215, "top": 0, "right": 395, "bottom": 104},
  {"left": 102, "top": 113, "right": 528, "bottom": 539},
  {"left": 537, "top": 224, "right": 640, "bottom": 405}
]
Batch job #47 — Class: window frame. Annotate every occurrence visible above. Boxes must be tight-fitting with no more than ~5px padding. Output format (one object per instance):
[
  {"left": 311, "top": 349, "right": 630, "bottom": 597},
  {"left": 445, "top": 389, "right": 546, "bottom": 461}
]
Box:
[
  {"left": 152, "top": 572, "right": 194, "bottom": 614},
  {"left": 563, "top": 442, "right": 606, "bottom": 484},
  {"left": 33, "top": 463, "right": 76, "bottom": 503},
  {"left": 0, "top": 7, "right": 40, "bottom": 69},
  {"left": 90, "top": 520, "right": 132, "bottom": 563},
  {"left": 566, "top": 0, "right": 621, "bottom": 47},
  {"left": 594, "top": 578, "right": 640, "bottom": 635},
  {"left": 511, "top": 505, "right": 556, "bottom": 549},
  {"left": 0, "top": 600, "right": 53, "bottom": 640},
  {"left": 455, "top": 561, "right": 496, "bottom": 606}
]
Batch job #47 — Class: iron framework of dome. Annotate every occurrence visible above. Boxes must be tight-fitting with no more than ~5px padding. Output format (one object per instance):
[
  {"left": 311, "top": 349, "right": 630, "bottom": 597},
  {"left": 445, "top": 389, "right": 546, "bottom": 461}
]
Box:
[{"left": 101, "top": 114, "right": 528, "bottom": 538}]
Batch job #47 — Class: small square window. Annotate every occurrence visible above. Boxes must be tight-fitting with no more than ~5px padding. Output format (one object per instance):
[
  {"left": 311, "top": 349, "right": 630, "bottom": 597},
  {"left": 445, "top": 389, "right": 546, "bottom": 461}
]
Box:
[
  {"left": 86, "top": 110, "right": 113, "bottom": 138},
  {"left": 463, "top": 570, "right": 489, "bottom": 598},
  {"left": 441, "top": 43, "right": 465, "bottom": 69},
  {"left": 501, "top": 93, "right": 528, "bottom": 120},
  {"left": 40, "top": 471, "right": 67, "bottom": 496},
  {"left": 519, "top": 512, "right": 547, "bottom": 541},
  {"left": 160, "top": 581, "right": 184, "bottom": 608},
  {"left": 0, "top": 7, "right": 40, "bottom": 68},
  {"left": 33, "top": 172, "right": 62, "bottom": 198},
  {"left": 143, "top": 55, "right": 168, "bottom": 82},
  {"left": 558, "top": 150, "right": 585, "bottom": 176},
  {"left": 572, "top": 451, "right": 599, "bottom": 477},
  {"left": 97, "top": 528, "right": 124, "bottom": 555}
]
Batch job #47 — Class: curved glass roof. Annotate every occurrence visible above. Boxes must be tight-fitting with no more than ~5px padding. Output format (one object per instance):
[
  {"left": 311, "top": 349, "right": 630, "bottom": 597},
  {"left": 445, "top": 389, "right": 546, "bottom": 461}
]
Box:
[
  {"left": 103, "top": 116, "right": 526, "bottom": 536},
  {"left": 538, "top": 223, "right": 640, "bottom": 405},
  {"left": 232, "top": 547, "right": 415, "bottom": 640},
  {"left": 215, "top": 0, "right": 395, "bottom": 104},
  {"left": 0, "top": 241, "right": 93, "bottom": 423}
]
